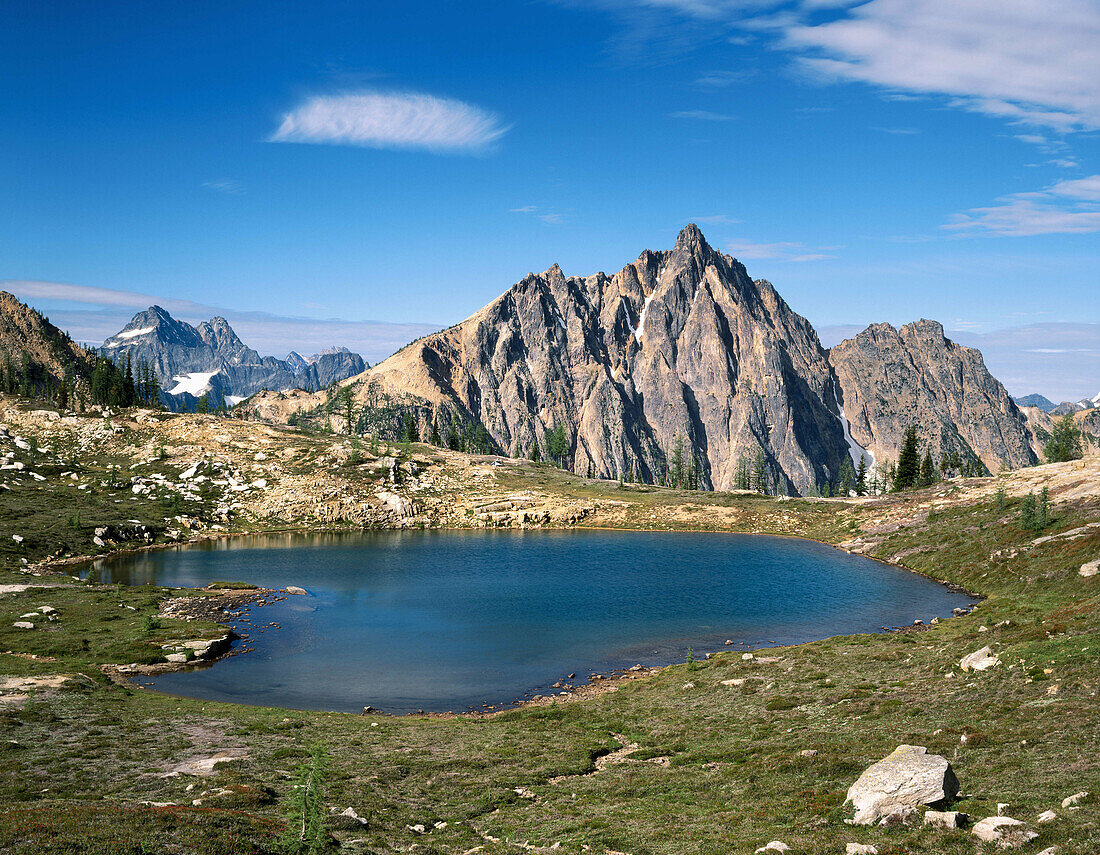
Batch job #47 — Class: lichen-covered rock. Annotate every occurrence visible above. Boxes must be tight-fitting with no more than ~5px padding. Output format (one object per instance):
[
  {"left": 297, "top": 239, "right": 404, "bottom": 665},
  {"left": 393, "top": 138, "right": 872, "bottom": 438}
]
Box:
[{"left": 846, "top": 745, "right": 959, "bottom": 825}]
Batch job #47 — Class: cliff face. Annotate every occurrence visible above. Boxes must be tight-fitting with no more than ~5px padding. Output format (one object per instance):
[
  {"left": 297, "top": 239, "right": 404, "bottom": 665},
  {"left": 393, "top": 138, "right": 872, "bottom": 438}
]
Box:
[
  {"left": 828, "top": 320, "right": 1038, "bottom": 473},
  {"left": 366, "top": 225, "right": 854, "bottom": 494}
]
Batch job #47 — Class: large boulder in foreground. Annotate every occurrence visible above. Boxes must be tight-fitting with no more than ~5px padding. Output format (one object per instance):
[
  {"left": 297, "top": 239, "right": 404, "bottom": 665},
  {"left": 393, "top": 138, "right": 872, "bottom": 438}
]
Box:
[{"left": 846, "top": 745, "right": 959, "bottom": 825}]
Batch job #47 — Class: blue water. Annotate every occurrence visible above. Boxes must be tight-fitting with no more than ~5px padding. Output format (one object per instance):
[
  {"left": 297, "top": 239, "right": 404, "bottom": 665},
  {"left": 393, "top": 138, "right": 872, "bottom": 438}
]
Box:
[{"left": 88, "top": 530, "right": 975, "bottom": 714}]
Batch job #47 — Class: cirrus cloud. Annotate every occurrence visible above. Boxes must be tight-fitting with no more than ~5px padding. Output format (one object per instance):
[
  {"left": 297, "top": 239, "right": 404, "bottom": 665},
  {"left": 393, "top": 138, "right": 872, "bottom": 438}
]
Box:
[
  {"left": 270, "top": 90, "right": 511, "bottom": 154},
  {"left": 784, "top": 0, "right": 1100, "bottom": 132},
  {"left": 944, "top": 175, "right": 1100, "bottom": 236}
]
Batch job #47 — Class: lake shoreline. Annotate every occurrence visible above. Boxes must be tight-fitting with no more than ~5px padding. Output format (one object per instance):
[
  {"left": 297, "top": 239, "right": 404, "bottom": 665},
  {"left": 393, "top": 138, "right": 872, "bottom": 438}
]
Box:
[{"left": 65, "top": 524, "right": 982, "bottom": 717}]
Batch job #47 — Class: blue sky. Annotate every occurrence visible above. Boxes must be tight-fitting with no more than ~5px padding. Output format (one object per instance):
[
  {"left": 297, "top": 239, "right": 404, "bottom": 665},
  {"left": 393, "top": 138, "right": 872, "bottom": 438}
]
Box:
[{"left": 1, "top": 0, "right": 1097, "bottom": 398}]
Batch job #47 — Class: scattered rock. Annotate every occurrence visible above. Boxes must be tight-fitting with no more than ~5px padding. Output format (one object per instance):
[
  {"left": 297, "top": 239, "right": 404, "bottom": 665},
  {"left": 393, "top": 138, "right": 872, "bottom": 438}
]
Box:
[
  {"left": 742, "top": 653, "right": 755, "bottom": 660},
  {"left": 681, "top": 682, "right": 695, "bottom": 690},
  {"left": 1037, "top": 810, "right": 1057, "bottom": 823},
  {"left": 1061, "top": 791, "right": 1089, "bottom": 808},
  {"left": 877, "top": 806, "right": 918, "bottom": 826},
  {"left": 1079, "top": 559, "right": 1098, "bottom": 578},
  {"left": 12, "top": 622, "right": 34, "bottom": 630},
  {"left": 971, "top": 816, "right": 1037, "bottom": 847},
  {"left": 960, "top": 646, "right": 1000, "bottom": 672},
  {"left": 798, "top": 749, "right": 818, "bottom": 758},
  {"left": 924, "top": 810, "right": 968, "bottom": 828},
  {"left": 284, "top": 586, "right": 308, "bottom": 596},
  {"left": 754, "top": 843, "right": 789, "bottom": 854},
  {"left": 846, "top": 745, "right": 959, "bottom": 825},
  {"left": 845, "top": 845, "right": 878, "bottom": 855}
]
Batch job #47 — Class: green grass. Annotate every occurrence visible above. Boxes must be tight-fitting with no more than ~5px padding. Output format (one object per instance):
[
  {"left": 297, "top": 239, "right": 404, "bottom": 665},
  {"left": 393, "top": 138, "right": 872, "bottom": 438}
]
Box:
[{"left": 0, "top": 410, "right": 1097, "bottom": 852}]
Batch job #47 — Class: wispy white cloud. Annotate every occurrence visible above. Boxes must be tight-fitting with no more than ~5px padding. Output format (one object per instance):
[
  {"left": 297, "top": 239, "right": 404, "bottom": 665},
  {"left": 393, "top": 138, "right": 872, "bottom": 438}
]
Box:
[
  {"left": 784, "top": 0, "right": 1100, "bottom": 132},
  {"left": 670, "top": 109, "right": 736, "bottom": 121},
  {"left": 726, "top": 238, "right": 836, "bottom": 261},
  {"left": 944, "top": 174, "right": 1100, "bottom": 236},
  {"left": 695, "top": 69, "right": 753, "bottom": 86},
  {"left": 201, "top": 178, "right": 245, "bottom": 195},
  {"left": 509, "top": 206, "right": 565, "bottom": 225},
  {"left": 691, "top": 214, "right": 741, "bottom": 224},
  {"left": 271, "top": 90, "right": 510, "bottom": 154},
  {"left": 871, "top": 126, "right": 918, "bottom": 135}
]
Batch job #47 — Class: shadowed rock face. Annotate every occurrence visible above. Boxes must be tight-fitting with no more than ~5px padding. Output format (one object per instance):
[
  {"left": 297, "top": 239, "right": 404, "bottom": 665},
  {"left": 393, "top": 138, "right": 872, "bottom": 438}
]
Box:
[
  {"left": 367, "top": 225, "right": 854, "bottom": 494},
  {"left": 829, "top": 320, "right": 1038, "bottom": 473}
]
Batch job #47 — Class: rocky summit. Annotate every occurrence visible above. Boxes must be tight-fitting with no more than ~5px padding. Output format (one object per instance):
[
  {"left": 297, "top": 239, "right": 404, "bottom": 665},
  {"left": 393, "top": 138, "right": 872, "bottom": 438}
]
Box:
[
  {"left": 355, "top": 225, "right": 1037, "bottom": 496},
  {"left": 829, "top": 319, "right": 1037, "bottom": 473}
]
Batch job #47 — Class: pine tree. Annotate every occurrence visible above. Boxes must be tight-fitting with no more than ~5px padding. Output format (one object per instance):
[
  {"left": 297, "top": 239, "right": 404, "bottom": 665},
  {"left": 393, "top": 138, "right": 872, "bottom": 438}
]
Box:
[
  {"left": 670, "top": 436, "right": 685, "bottom": 488},
  {"left": 1044, "top": 414, "right": 1083, "bottom": 463},
  {"left": 752, "top": 451, "right": 767, "bottom": 495},
  {"left": 838, "top": 456, "right": 856, "bottom": 496},
  {"left": 429, "top": 419, "right": 441, "bottom": 447},
  {"left": 855, "top": 454, "right": 868, "bottom": 496},
  {"left": 895, "top": 426, "right": 921, "bottom": 490},
  {"left": 919, "top": 451, "right": 935, "bottom": 487},
  {"left": 529, "top": 437, "right": 541, "bottom": 461},
  {"left": 403, "top": 412, "right": 419, "bottom": 443}
]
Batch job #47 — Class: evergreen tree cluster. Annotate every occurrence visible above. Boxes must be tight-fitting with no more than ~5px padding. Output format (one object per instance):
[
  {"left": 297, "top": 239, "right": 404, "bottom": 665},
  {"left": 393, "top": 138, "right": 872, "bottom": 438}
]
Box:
[{"left": 89, "top": 352, "right": 161, "bottom": 408}]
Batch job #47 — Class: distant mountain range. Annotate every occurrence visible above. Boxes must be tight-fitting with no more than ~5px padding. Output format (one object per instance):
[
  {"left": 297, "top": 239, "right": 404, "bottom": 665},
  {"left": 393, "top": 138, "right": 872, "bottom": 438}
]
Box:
[
  {"left": 99, "top": 306, "right": 366, "bottom": 409},
  {"left": 1014, "top": 392, "right": 1100, "bottom": 415}
]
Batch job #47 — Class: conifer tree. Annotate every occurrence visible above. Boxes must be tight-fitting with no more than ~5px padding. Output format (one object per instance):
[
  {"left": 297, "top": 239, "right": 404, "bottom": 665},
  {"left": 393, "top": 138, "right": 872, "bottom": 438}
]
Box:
[
  {"left": 855, "top": 454, "right": 868, "bottom": 496},
  {"left": 918, "top": 451, "right": 935, "bottom": 487},
  {"left": 895, "top": 426, "right": 921, "bottom": 490}
]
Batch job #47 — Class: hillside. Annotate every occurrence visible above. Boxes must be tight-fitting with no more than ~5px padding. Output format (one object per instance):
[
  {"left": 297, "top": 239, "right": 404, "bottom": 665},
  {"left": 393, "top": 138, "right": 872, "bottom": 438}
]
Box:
[{"left": 0, "top": 291, "right": 95, "bottom": 401}]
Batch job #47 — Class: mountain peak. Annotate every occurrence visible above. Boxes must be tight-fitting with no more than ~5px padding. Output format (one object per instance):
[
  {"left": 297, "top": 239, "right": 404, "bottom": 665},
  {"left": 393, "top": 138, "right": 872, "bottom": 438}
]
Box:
[{"left": 674, "top": 223, "right": 709, "bottom": 252}]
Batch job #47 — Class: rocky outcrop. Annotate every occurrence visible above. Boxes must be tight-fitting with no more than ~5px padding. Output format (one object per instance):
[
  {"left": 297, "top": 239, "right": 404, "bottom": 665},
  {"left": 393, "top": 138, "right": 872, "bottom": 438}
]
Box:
[
  {"left": 829, "top": 320, "right": 1038, "bottom": 474},
  {"left": 846, "top": 745, "right": 959, "bottom": 825},
  {"left": 363, "top": 225, "right": 854, "bottom": 495},
  {"left": 101, "top": 307, "right": 365, "bottom": 409}
]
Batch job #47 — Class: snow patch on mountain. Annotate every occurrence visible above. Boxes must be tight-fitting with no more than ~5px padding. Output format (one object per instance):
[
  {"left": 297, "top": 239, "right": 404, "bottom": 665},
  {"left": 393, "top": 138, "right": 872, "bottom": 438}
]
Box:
[{"left": 167, "top": 370, "right": 219, "bottom": 396}]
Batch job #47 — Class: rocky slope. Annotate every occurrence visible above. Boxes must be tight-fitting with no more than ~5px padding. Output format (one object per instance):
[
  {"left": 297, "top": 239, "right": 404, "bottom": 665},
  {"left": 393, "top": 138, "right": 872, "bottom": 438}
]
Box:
[
  {"left": 828, "top": 320, "right": 1037, "bottom": 473},
  {"left": 101, "top": 307, "right": 366, "bottom": 409},
  {"left": 361, "top": 225, "right": 856, "bottom": 495},
  {"left": 0, "top": 291, "right": 94, "bottom": 392}
]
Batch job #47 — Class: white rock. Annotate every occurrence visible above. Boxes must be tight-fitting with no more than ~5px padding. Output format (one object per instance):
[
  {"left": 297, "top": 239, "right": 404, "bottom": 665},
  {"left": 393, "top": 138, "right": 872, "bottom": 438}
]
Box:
[
  {"left": 960, "top": 646, "right": 1000, "bottom": 672},
  {"left": 798, "top": 749, "right": 818, "bottom": 757},
  {"left": 681, "top": 682, "right": 695, "bottom": 690},
  {"left": 1079, "top": 559, "right": 1098, "bottom": 578},
  {"left": 337, "top": 806, "right": 367, "bottom": 825},
  {"left": 284, "top": 586, "right": 308, "bottom": 596},
  {"left": 1036, "top": 848, "right": 1058, "bottom": 855},
  {"left": 12, "top": 621, "right": 34, "bottom": 629},
  {"left": 924, "top": 810, "right": 967, "bottom": 828},
  {"left": 742, "top": 652, "right": 755, "bottom": 660},
  {"left": 165, "top": 653, "right": 188, "bottom": 663},
  {"left": 754, "top": 843, "right": 789, "bottom": 854},
  {"left": 846, "top": 845, "right": 878, "bottom": 855},
  {"left": 11, "top": 535, "right": 23, "bottom": 543},
  {"left": 1037, "top": 810, "right": 1057, "bottom": 823},
  {"left": 846, "top": 745, "right": 959, "bottom": 825},
  {"left": 378, "top": 491, "right": 416, "bottom": 518},
  {"left": 1061, "top": 791, "right": 1089, "bottom": 808},
  {"left": 972, "top": 816, "right": 1037, "bottom": 847},
  {"left": 407, "top": 824, "right": 426, "bottom": 834}
]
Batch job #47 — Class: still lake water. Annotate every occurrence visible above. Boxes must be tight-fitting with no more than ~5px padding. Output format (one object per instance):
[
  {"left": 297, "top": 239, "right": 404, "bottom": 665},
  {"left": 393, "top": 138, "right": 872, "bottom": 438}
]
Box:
[{"left": 89, "top": 530, "right": 975, "bottom": 714}]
